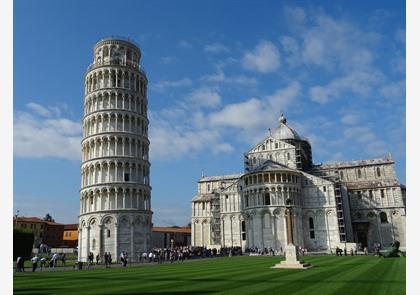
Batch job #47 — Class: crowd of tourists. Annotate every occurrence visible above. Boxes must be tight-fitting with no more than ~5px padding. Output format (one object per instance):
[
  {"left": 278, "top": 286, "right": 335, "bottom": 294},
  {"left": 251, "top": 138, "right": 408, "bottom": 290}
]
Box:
[{"left": 15, "top": 253, "right": 67, "bottom": 272}]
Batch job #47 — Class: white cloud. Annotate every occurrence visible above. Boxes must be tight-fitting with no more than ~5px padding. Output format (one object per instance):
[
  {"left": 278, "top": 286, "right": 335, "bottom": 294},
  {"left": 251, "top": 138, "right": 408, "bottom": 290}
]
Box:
[
  {"left": 201, "top": 69, "right": 257, "bottom": 87},
  {"left": 343, "top": 126, "right": 388, "bottom": 156},
  {"left": 204, "top": 43, "right": 229, "bottom": 54},
  {"left": 26, "top": 102, "right": 53, "bottom": 117},
  {"left": 242, "top": 40, "right": 281, "bottom": 73},
  {"left": 178, "top": 40, "right": 192, "bottom": 49},
  {"left": 309, "top": 69, "right": 384, "bottom": 104},
  {"left": 151, "top": 78, "right": 192, "bottom": 92},
  {"left": 212, "top": 143, "right": 234, "bottom": 154},
  {"left": 208, "top": 82, "right": 301, "bottom": 140},
  {"left": 14, "top": 103, "right": 81, "bottom": 160},
  {"left": 379, "top": 80, "right": 405, "bottom": 100},
  {"left": 283, "top": 6, "right": 307, "bottom": 25},
  {"left": 160, "top": 56, "right": 176, "bottom": 64},
  {"left": 341, "top": 113, "right": 360, "bottom": 125},
  {"left": 186, "top": 88, "right": 221, "bottom": 108},
  {"left": 395, "top": 29, "right": 405, "bottom": 44}
]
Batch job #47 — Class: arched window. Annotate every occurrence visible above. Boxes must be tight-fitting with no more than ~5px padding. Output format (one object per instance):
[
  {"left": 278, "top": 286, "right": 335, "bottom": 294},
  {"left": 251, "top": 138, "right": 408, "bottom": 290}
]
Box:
[
  {"left": 340, "top": 171, "right": 344, "bottom": 179},
  {"left": 380, "top": 212, "right": 388, "bottom": 223},
  {"left": 262, "top": 144, "right": 265, "bottom": 150},
  {"left": 286, "top": 152, "right": 290, "bottom": 160},
  {"left": 241, "top": 220, "right": 246, "bottom": 241},
  {"left": 376, "top": 167, "right": 381, "bottom": 177},
  {"left": 357, "top": 169, "right": 362, "bottom": 178},
  {"left": 264, "top": 193, "right": 271, "bottom": 205},
  {"left": 275, "top": 143, "right": 279, "bottom": 148},
  {"left": 309, "top": 217, "right": 315, "bottom": 239},
  {"left": 309, "top": 217, "right": 314, "bottom": 229}
]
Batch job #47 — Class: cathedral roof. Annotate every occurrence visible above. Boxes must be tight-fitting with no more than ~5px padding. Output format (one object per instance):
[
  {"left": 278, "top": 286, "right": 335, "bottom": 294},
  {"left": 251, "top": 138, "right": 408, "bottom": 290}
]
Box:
[
  {"left": 192, "top": 194, "right": 214, "bottom": 202},
  {"left": 250, "top": 160, "right": 299, "bottom": 173},
  {"left": 271, "top": 114, "right": 301, "bottom": 141},
  {"left": 199, "top": 173, "right": 243, "bottom": 182}
]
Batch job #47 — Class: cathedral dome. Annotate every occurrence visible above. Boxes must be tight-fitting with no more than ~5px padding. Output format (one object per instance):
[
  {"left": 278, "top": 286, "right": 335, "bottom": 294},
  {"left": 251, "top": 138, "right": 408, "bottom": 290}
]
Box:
[{"left": 272, "top": 114, "right": 301, "bottom": 140}]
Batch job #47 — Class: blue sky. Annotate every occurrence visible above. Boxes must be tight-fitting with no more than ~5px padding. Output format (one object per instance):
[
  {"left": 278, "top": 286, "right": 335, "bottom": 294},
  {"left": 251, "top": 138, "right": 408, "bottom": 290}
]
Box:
[{"left": 13, "top": 0, "right": 405, "bottom": 226}]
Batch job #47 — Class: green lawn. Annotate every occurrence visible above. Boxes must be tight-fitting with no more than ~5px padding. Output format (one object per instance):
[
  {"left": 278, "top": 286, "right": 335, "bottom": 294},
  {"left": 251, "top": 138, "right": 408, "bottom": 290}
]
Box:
[{"left": 13, "top": 255, "right": 405, "bottom": 295}]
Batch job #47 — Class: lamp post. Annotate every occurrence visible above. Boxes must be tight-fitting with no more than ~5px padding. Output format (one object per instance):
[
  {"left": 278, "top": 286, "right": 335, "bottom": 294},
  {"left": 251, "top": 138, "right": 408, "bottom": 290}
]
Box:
[{"left": 14, "top": 209, "right": 20, "bottom": 227}]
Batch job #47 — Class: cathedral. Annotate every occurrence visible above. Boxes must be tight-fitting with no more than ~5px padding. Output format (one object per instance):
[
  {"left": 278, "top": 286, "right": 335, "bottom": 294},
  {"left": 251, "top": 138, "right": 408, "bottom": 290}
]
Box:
[{"left": 191, "top": 115, "right": 406, "bottom": 252}]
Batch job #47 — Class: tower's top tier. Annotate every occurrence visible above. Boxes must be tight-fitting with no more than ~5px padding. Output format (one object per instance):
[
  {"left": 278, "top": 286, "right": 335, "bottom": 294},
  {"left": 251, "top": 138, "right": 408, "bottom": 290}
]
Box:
[{"left": 87, "top": 37, "right": 142, "bottom": 72}]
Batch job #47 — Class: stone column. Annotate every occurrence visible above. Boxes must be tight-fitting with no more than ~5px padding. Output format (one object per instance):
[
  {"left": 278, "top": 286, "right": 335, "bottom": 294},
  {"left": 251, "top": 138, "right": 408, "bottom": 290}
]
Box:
[
  {"left": 130, "top": 222, "right": 134, "bottom": 262},
  {"left": 114, "top": 222, "right": 119, "bottom": 259},
  {"left": 272, "top": 214, "right": 278, "bottom": 250},
  {"left": 86, "top": 226, "right": 91, "bottom": 259},
  {"left": 78, "top": 228, "right": 82, "bottom": 261},
  {"left": 201, "top": 222, "right": 204, "bottom": 246},
  {"left": 261, "top": 214, "right": 264, "bottom": 248},
  {"left": 98, "top": 225, "right": 103, "bottom": 257}
]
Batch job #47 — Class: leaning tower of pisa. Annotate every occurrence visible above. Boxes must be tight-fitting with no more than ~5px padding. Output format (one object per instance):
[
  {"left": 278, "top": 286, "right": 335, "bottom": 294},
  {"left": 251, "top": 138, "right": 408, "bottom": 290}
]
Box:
[{"left": 78, "top": 37, "right": 152, "bottom": 262}]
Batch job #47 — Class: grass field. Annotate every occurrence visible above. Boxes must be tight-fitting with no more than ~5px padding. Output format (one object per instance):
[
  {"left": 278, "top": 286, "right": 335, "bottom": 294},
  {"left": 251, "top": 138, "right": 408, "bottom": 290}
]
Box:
[{"left": 13, "top": 255, "right": 405, "bottom": 295}]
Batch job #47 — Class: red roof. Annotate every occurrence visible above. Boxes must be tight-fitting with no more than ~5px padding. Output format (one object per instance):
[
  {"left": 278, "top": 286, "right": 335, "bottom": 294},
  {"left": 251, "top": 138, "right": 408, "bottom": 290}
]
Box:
[
  {"left": 152, "top": 227, "right": 191, "bottom": 234},
  {"left": 64, "top": 224, "right": 79, "bottom": 230},
  {"left": 13, "top": 216, "right": 63, "bottom": 225}
]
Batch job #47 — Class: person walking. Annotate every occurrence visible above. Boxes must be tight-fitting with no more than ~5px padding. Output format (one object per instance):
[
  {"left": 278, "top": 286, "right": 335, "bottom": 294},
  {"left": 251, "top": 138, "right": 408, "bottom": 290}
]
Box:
[
  {"left": 16, "top": 257, "right": 23, "bottom": 272},
  {"left": 40, "top": 257, "right": 46, "bottom": 271},
  {"left": 52, "top": 253, "right": 59, "bottom": 268},
  {"left": 31, "top": 256, "right": 39, "bottom": 272}
]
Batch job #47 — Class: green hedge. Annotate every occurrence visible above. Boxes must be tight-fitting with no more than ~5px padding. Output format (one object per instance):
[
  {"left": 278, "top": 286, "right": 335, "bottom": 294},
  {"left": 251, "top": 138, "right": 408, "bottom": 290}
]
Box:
[{"left": 13, "top": 228, "right": 34, "bottom": 260}]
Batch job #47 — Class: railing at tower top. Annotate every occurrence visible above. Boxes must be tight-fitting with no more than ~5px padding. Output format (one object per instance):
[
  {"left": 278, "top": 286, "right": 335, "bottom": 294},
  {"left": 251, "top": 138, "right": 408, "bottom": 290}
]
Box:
[
  {"left": 95, "top": 36, "right": 140, "bottom": 48},
  {"left": 87, "top": 60, "right": 147, "bottom": 76}
]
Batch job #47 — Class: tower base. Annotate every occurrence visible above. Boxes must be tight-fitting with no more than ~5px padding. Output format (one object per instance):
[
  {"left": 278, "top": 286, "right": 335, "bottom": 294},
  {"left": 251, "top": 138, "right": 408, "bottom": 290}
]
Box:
[{"left": 271, "top": 244, "right": 312, "bottom": 269}]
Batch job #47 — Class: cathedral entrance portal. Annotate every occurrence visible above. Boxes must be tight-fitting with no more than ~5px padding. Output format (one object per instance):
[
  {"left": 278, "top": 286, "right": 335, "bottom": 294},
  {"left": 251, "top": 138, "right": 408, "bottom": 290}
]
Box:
[
  {"left": 356, "top": 231, "right": 368, "bottom": 249},
  {"left": 353, "top": 222, "right": 369, "bottom": 249}
]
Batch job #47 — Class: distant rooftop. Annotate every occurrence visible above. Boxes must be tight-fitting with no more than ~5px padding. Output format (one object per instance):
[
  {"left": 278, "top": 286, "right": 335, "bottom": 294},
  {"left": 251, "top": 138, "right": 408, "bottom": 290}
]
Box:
[
  {"left": 152, "top": 227, "right": 191, "bottom": 234},
  {"left": 315, "top": 156, "right": 394, "bottom": 169},
  {"left": 13, "top": 216, "right": 64, "bottom": 226},
  {"left": 199, "top": 173, "right": 244, "bottom": 182}
]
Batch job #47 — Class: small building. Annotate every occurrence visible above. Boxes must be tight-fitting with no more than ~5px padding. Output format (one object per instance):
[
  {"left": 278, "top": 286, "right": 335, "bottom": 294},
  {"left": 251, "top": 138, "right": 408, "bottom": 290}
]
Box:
[
  {"left": 13, "top": 217, "right": 65, "bottom": 248},
  {"left": 63, "top": 224, "right": 79, "bottom": 248},
  {"left": 152, "top": 227, "right": 191, "bottom": 249}
]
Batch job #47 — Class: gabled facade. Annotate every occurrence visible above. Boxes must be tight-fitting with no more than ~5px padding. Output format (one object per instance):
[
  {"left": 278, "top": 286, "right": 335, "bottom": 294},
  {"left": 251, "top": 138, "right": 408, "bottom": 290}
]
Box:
[{"left": 191, "top": 115, "right": 406, "bottom": 252}]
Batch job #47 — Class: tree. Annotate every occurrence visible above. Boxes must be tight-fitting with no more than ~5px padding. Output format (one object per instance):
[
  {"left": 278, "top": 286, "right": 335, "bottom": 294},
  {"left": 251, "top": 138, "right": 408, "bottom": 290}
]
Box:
[
  {"left": 14, "top": 228, "right": 34, "bottom": 259},
  {"left": 44, "top": 213, "right": 54, "bottom": 222}
]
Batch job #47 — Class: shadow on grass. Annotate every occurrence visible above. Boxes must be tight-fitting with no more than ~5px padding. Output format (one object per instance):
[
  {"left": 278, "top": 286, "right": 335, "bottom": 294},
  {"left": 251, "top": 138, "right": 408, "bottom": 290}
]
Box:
[{"left": 14, "top": 287, "right": 216, "bottom": 295}]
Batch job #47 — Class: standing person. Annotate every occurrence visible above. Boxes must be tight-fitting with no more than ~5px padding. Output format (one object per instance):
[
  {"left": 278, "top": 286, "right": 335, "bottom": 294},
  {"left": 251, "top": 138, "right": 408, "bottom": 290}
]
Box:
[
  {"left": 120, "top": 251, "right": 125, "bottom": 266},
  {"left": 123, "top": 252, "right": 128, "bottom": 267},
  {"left": 364, "top": 246, "right": 368, "bottom": 256},
  {"left": 61, "top": 254, "right": 66, "bottom": 266},
  {"left": 31, "top": 256, "right": 39, "bottom": 272},
  {"left": 96, "top": 254, "right": 100, "bottom": 265},
  {"left": 350, "top": 248, "right": 354, "bottom": 256},
  {"left": 104, "top": 252, "right": 109, "bottom": 268},
  {"left": 16, "top": 257, "right": 23, "bottom": 272},
  {"left": 108, "top": 253, "right": 112, "bottom": 266}
]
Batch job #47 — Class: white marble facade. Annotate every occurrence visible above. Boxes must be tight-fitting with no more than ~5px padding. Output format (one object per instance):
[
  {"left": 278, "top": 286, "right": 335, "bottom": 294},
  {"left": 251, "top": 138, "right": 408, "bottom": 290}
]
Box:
[
  {"left": 79, "top": 38, "right": 152, "bottom": 262},
  {"left": 191, "top": 115, "right": 406, "bottom": 252}
]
